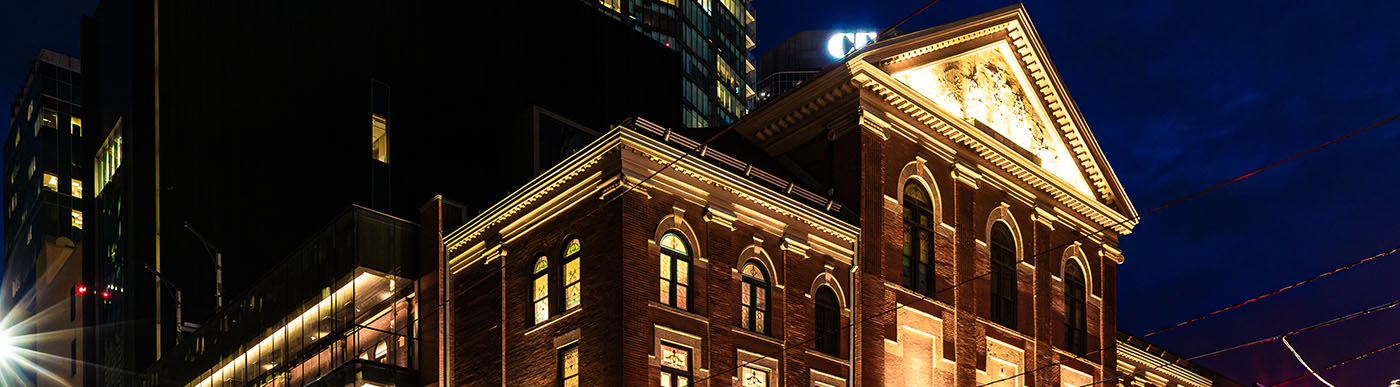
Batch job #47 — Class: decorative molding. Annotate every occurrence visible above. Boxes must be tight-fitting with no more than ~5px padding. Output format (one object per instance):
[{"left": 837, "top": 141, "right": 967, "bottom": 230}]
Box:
[{"left": 704, "top": 204, "right": 737, "bottom": 231}]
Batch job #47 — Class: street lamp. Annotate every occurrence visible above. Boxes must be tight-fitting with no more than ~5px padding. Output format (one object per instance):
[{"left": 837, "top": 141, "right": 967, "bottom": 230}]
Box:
[{"left": 184, "top": 222, "right": 223, "bottom": 308}]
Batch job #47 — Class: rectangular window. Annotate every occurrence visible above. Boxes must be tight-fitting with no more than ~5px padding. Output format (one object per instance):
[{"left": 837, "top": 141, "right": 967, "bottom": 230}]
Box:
[
  {"left": 741, "top": 366, "right": 768, "bottom": 387},
  {"left": 70, "top": 117, "right": 82, "bottom": 136},
  {"left": 43, "top": 173, "right": 59, "bottom": 191},
  {"left": 371, "top": 114, "right": 388, "bottom": 163},
  {"left": 71, "top": 209, "right": 83, "bottom": 229},
  {"left": 559, "top": 344, "right": 579, "bottom": 387},
  {"left": 71, "top": 179, "right": 82, "bottom": 197},
  {"left": 40, "top": 109, "right": 58, "bottom": 128},
  {"left": 94, "top": 124, "right": 123, "bottom": 194},
  {"left": 659, "top": 343, "right": 691, "bottom": 387}
]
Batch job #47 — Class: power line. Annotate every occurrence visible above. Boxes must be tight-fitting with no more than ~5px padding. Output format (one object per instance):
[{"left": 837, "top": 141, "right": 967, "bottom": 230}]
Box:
[
  {"left": 1269, "top": 337, "right": 1400, "bottom": 387},
  {"left": 692, "top": 111, "right": 1400, "bottom": 385},
  {"left": 976, "top": 243, "right": 1400, "bottom": 387},
  {"left": 1077, "top": 297, "right": 1400, "bottom": 387}
]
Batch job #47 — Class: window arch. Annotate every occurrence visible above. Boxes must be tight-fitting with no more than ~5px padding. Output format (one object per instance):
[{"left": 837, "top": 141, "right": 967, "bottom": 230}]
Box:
[
  {"left": 814, "top": 285, "right": 841, "bottom": 356},
  {"left": 1064, "top": 259, "right": 1088, "bottom": 355},
  {"left": 989, "top": 222, "right": 1017, "bottom": 328},
  {"left": 659, "top": 232, "right": 692, "bottom": 310},
  {"left": 740, "top": 260, "right": 769, "bottom": 334},
  {"left": 563, "top": 238, "right": 582, "bottom": 310},
  {"left": 532, "top": 256, "right": 550, "bottom": 324},
  {"left": 902, "top": 181, "right": 936, "bottom": 295}
]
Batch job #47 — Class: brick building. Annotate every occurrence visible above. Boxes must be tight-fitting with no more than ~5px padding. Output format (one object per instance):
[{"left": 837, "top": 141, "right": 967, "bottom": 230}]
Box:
[{"left": 425, "top": 5, "right": 1232, "bottom": 387}]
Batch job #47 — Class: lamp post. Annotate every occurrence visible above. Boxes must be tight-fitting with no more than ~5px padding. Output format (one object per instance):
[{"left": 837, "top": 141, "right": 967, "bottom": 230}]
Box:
[
  {"left": 143, "top": 265, "right": 185, "bottom": 340},
  {"left": 184, "top": 222, "right": 223, "bottom": 308}
]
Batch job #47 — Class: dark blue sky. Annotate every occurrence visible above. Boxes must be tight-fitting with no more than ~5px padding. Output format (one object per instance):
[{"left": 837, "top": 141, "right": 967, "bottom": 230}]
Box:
[{"left": 4, "top": 0, "right": 1400, "bottom": 385}]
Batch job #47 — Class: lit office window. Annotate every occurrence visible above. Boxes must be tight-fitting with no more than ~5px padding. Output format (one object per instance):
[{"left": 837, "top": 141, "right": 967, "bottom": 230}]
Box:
[
  {"left": 96, "top": 126, "right": 123, "bottom": 194},
  {"left": 71, "top": 209, "right": 83, "bottom": 229},
  {"left": 659, "top": 343, "right": 691, "bottom": 387},
  {"left": 371, "top": 114, "right": 388, "bottom": 163},
  {"left": 71, "top": 179, "right": 82, "bottom": 197},
  {"left": 563, "top": 239, "right": 582, "bottom": 310},
  {"left": 532, "top": 256, "right": 550, "bottom": 324},
  {"left": 659, "top": 232, "right": 691, "bottom": 310},
  {"left": 740, "top": 366, "right": 767, "bottom": 387},
  {"left": 70, "top": 117, "right": 82, "bottom": 136},
  {"left": 599, "top": 0, "right": 620, "bottom": 12},
  {"left": 40, "top": 109, "right": 58, "bottom": 128},
  {"left": 43, "top": 173, "right": 59, "bottom": 191},
  {"left": 559, "top": 344, "right": 579, "bottom": 387}
]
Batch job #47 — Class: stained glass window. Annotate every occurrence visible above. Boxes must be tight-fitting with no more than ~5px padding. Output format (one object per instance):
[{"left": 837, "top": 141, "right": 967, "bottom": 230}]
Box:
[
  {"left": 990, "top": 222, "right": 1017, "bottom": 329},
  {"left": 659, "top": 231, "right": 691, "bottom": 310},
  {"left": 559, "top": 344, "right": 579, "bottom": 387},
  {"left": 740, "top": 366, "right": 767, "bottom": 387},
  {"left": 740, "top": 261, "right": 769, "bottom": 334},
  {"left": 563, "top": 239, "right": 582, "bottom": 310},
  {"left": 903, "top": 181, "right": 936, "bottom": 296},
  {"left": 565, "top": 238, "right": 581, "bottom": 257},
  {"left": 533, "top": 256, "right": 550, "bottom": 324},
  {"left": 660, "top": 343, "right": 691, "bottom": 387}
]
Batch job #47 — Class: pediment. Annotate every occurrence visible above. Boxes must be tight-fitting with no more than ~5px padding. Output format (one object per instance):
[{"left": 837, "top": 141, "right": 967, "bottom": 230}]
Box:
[{"left": 889, "top": 41, "right": 1094, "bottom": 197}]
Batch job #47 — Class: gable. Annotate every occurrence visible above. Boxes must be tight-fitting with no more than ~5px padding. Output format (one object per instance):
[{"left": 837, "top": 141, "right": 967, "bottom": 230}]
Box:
[{"left": 889, "top": 41, "right": 1093, "bottom": 197}]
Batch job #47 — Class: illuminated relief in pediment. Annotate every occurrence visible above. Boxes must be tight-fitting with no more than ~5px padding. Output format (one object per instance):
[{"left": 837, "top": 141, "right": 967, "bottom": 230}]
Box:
[{"left": 890, "top": 42, "right": 1093, "bottom": 196}]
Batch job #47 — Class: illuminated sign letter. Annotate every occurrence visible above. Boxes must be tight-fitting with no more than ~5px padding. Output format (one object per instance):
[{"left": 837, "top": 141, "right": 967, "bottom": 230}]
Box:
[{"left": 827, "top": 31, "right": 879, "bottom": 59}]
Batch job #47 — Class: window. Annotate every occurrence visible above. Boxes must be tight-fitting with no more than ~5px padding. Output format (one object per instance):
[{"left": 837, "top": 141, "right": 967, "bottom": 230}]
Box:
[
  {"left": 659, "top": 232, "right": 691, "bottom": 310},
  {"left": 814, "top": 285, "right": 840, "bottom": 356},
  {"left": 43, "top": 172, "right": 59, "bottom": 191},
  {"left": 371, "top": 114, "right": 389, "bottom": 163},
  {"left": 559, "top": 344, "right": 580, "bottom": 387},
  {"left": 902, "top": 182, "right": 935, "bottom": 295},
  {"left": 989, "top": 222, "right": 1017, "bottom": 328},
  {"left": 70, "top": 117, "right": 82, "bottom": 136},
  {"left": 563, "top": 238, "right": 582, "bottom": 310},
  {"left": 740, "top": 366, "right": 767, "bottom": 387},
  {"left": 740, "top": 261, "right": 768, "bottom": 334},
  {"left": 659, "top": 343, "right": 691, "bottom": 387},
  {"left": 71, "top": 209, "right": 83, "bottom": 229},
  {"left": 1064, "top": 260, "right": 1088, "bottom": 355},
  {"left": 40, "top": 109, "right": 58, "bottom": 128},
  {"left": 71, "top": 179, "right": 82, "bottom": 197},
  {"left": 532, "top": 256, "right": 550, "bottom": 324},
  {"left": 95, "top": 126, "right": 123, "bottom": 194}
]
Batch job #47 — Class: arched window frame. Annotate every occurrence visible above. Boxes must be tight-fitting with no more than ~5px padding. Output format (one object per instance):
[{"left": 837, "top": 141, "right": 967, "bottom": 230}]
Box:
[
  {"left": 532, "top": 255, "right": 550, "bottom": 324},
  {"left": 562, "top": 238, "right": 582, "bottom": 310},
  {"left": 739, "top": 260, "right": 769, "bottom": 334},
  {"left": 988, "top": 221, "right": 1018, "bottom": 329},
  {"left": 1063, "top": 257, "right": 1089, "bottom": 355},
  {"left": 814, "top": 285, "right": 841, "bottom": 357},
  {"left": 658, "top": 231, "right": 692, "bottom": 310},
  {"left": 901, "top": 180, "right": 936, "bottom": 295}
]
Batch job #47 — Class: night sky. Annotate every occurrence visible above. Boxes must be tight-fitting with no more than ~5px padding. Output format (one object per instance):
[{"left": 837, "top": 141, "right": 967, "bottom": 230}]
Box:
[{"left": 5, "top": 1, "right": 1400, "bottom": 385}]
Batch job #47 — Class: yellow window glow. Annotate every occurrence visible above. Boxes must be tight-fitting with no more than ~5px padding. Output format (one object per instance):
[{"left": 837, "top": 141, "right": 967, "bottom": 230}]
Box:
[
  {"left": 71, "top": 179, "right": 82, "bottom": 197},
  {"left": 71, "top": 210, "right": 83, "bottom": 229},
  {"left": 43, "top": 173, "right": 59, "bottom": 191}
]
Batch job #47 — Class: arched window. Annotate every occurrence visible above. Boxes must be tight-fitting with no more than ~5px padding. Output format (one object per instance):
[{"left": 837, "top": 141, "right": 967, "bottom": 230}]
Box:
[
  {"left": 659, "top": 232, "right": 691, "bottom": 310},
  {"left": 532, "top": 256, "right": 550, "bottom": 324},
  {"left": 1064, "top": 260, "right": 1088, "bottom": 355},
  {"left": 740, "top": 261, "right": 769, "bottom": 334},
  {"left": 989, "top": 222, "right": 1017, "bottom": 328},
  {"left": 563, "top": 238, "right": 582, "bottom": 310},
  {"left": 814, "top": 285, "right": 841, "bottom": 356},
  {"left": 902, "top": 181, "right": 935, "bottom": 295}
]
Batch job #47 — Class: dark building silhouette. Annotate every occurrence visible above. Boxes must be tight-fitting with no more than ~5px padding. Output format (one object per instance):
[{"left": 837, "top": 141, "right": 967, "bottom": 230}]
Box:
[
  {"left": 2, "top": 49, "right": 87, "bottom": 387},
  {"left": 79, "top": 0, "right": 679, "bottom": 383}
]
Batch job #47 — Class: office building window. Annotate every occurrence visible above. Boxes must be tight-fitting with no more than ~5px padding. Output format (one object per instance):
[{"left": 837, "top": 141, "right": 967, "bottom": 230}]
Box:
[
  {"left": 71, "top": 179, "right": 82, "bottom": 197},
  {"left": 559, "top": 344, "right": 579, "bottom": 387},
  {"left": 740, "top": 366, "right": 767, "bottom": 387},
  {"left": 989, "top": 222, "right": 1018, "bottom": 328},
  {"left": 1064, "top": 260, "right": 1088, "bottom": 355},
  {"left": 43, "top": 173, "right": 59, "bottom": 191},
  {"left": 563, "top": 238, "right": 582, "bottom": 310},
  {"left": 533, "top": 256, "right": 550, "bottom": 324},
  {"left": 71, "top": 209, "right": 83, "bottom": 229},
  {"left": 71, "top": 117, "right": 82, "bottom": 136},
  {"left": 95, "top": 127, "right": 123, "bottom": 194},
  {"left": 902, "top": 181, "right": 935, "bottom": 295},
  {"left": 658, "top": 232, "right": 691, "bottom": 310},
  {"left": 28, "top": 158, "right": 36, "bottom": 177},
  {"left": 371, "top": 114, "right": 388, "bottom": 163},
  {"left": 815, "top": 285, "right": 841, "bottom": 356},
  {"left": 740, "top": 261, "right": 768, "bottom": 334},
  {"left": 659, "top": 343, "right": 691, "bottom": 387},
  {"left": 40, "top": 109, "right": 58, "bottom": 129}
]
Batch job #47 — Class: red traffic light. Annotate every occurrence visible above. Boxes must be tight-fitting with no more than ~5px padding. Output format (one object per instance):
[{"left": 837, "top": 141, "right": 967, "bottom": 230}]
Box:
[
  {"left": 100, "top": 291, "right": 111, "bottom": 299},
  {"left": 76, "top": 284, "right": 88, "bottom": 295}
]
